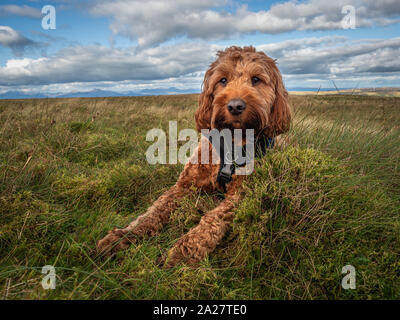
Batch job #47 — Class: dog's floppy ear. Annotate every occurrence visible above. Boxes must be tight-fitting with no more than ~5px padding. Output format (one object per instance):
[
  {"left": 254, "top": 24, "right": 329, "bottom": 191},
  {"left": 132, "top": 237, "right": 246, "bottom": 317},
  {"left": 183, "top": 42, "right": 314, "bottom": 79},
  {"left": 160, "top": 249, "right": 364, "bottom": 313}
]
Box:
[
  {"left": 195, "top": 66, "right": 215, "bottom": 132},
  {"left": 267, "top": 63, "right": 291, "bottom": 137}
]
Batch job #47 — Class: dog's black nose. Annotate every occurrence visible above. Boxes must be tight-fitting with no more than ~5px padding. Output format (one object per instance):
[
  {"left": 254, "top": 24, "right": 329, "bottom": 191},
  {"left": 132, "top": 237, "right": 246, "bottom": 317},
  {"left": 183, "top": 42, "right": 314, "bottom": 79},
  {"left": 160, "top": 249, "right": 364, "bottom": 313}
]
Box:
[{"left": 227, "top": 98, "right": 246, "bottom": 115}]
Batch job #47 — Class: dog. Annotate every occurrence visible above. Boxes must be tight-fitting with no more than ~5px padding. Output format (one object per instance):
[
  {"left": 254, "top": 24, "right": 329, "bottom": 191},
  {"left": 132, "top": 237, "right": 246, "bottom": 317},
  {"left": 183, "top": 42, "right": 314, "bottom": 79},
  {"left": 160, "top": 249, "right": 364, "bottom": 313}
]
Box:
[{"left": 97, "top": 46, "right": 291, "bottom": 268}]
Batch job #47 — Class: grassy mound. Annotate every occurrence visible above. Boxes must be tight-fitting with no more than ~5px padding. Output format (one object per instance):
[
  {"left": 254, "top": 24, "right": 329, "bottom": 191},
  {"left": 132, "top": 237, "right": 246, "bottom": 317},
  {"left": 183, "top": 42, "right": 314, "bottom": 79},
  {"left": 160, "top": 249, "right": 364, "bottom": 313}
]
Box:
[{"left": 225, "top": 147, "right": 399, "bottom": 299}]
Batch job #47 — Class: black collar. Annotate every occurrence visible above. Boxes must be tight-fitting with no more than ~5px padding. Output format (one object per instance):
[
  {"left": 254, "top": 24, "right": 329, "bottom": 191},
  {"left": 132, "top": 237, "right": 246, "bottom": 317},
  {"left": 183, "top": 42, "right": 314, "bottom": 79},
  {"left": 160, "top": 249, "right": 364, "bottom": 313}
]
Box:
[{"left": 206, "top": 133, "right": 275, "bottom": 193}]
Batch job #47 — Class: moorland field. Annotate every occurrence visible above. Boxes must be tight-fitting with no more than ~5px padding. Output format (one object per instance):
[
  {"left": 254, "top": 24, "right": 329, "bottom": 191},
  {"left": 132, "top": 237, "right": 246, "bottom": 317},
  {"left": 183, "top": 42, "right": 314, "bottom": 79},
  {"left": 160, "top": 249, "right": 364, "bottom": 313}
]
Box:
[{"left": 0, "top": 94, "right": 399, "bottom": 299}]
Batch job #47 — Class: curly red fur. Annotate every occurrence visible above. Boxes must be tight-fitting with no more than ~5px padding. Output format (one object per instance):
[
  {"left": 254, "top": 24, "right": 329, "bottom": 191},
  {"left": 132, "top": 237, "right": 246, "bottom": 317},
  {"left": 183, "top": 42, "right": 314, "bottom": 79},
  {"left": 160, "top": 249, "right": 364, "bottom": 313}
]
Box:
[{"left": 97, "top": 46, "right": 291, "bottom": 267}]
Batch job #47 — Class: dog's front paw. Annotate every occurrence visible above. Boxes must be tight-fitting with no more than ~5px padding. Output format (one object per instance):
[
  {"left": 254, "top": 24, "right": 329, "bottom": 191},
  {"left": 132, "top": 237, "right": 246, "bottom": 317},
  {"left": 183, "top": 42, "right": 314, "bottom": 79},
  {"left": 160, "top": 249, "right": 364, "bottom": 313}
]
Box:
[
  {"left": 97, "top": 228, "right": 133, "bottom": 257},
  {"left": 161, "top": 233, "right": 209, "bottom": 268}
]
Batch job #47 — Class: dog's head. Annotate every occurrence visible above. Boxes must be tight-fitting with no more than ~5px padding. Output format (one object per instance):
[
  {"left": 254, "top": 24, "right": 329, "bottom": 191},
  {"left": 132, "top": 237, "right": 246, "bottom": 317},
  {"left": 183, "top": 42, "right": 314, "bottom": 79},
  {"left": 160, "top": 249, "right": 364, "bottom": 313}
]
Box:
[{"left": 195, "top": 46, "right": 291, "bottom": 138}]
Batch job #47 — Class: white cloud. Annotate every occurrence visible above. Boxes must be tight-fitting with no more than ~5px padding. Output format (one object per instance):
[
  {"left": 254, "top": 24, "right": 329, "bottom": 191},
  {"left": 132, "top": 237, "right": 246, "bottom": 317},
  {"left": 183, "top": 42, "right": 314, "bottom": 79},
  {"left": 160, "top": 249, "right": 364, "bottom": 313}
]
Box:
[
  {"left": 0, "top": 26, "right": 40, "bottom": 56},
  {"left": 0, "top": 42, "right": 218, "bottom": 86},
  {"left": 0, "top": 36, "right": 399, "bottom": 91},
  {"left": 259, "top": 37, "right": 400, "bottom": 75},
  {"left": 90, "top": 0, "right": 233, "bottom": 46},
  {"left": 90, "top": 0, "right": 400, "bottom": 46}
]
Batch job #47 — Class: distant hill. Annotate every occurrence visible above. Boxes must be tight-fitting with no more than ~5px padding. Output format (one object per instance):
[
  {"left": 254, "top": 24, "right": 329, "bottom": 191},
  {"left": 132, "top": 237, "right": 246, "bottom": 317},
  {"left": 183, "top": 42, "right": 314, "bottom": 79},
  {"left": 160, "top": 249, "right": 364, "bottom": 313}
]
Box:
[
  {"left": 0, "top": 87, "right": 399, "bottom": 100},
  {"left": 56, "top": 89, "right": 124, "bottom": 98},
  {"left": 0, "top": 91, "right": 48, "bottom": 99},
  {"left": 0, "top": 88, "right": 199, "bottom": 100},
  {"left": 291, "top": 87, "right": 400, "bottom": 97}
]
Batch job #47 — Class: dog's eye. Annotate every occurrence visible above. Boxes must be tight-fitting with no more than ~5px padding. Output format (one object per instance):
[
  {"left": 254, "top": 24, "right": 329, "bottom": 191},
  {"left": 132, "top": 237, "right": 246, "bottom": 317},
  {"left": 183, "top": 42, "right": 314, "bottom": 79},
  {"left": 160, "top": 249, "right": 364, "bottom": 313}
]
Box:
[
  {"left": 219, "top": 77, "right": 227, "bottom": 86},
  {"left": 251, "top": 76, "right": 260, "bottom": 85}
]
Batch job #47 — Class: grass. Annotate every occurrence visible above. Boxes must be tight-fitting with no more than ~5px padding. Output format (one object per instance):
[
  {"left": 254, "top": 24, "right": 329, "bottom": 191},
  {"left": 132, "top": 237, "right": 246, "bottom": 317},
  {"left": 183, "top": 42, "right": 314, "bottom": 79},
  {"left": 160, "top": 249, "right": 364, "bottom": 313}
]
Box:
[{"left": 0, "top": 94, "right": 399, "bottom": 299}]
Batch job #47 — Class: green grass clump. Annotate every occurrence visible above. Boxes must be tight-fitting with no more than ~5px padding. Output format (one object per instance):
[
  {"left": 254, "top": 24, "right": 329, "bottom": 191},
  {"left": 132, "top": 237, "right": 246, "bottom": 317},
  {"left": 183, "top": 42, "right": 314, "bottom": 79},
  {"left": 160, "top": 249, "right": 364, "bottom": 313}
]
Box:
[
  {"left": 0, "top": 94, "right": 399, "bottom": 299},
  {"left": 227, "top": 147, "right": 399, "bottom": 299}
]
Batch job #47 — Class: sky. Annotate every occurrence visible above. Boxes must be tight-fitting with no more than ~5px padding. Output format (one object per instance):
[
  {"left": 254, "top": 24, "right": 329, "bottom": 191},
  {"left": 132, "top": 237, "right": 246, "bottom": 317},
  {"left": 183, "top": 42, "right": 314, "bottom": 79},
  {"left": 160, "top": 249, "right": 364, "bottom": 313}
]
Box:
[{"left": 0, "top": 0, "right": 399, "bottom": 95}]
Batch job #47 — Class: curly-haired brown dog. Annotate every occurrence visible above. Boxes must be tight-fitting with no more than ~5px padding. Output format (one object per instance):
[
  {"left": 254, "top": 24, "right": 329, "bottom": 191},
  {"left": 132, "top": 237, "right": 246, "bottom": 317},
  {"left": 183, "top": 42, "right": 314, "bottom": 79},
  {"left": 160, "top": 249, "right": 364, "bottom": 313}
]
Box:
[{"left": 97, "top": 46, "right": 291, "bottom": 267}]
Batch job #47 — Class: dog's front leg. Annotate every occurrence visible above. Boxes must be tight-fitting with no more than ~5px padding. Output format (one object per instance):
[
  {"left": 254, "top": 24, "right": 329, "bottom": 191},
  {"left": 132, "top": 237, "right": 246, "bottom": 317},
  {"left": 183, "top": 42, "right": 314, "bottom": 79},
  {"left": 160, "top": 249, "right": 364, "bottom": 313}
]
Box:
[
  {"left": 96, "top": 183, "right": 186, "bottom": 256},
  {"left": 162, "top": 179, "right": 243, "bottom": 268},
  {"left": 97, "top": 141, "right": 215, "bottom": 257}
]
